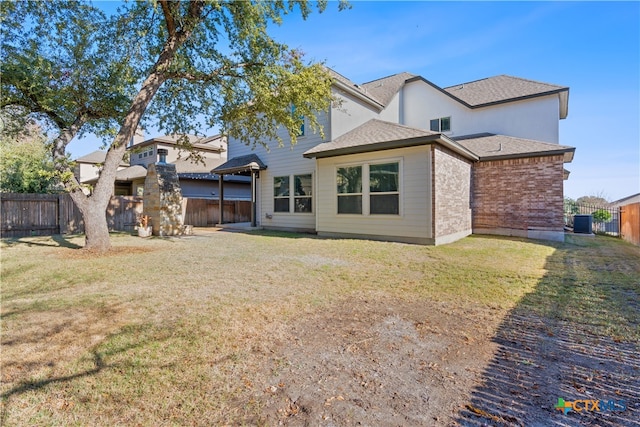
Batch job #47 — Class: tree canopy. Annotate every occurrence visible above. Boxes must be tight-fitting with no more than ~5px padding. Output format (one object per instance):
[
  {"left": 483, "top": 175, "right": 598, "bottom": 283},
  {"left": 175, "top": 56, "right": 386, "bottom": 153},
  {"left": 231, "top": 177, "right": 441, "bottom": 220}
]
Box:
[
  {"left": 1, "top": 0, "right": 346, "bottom": 251},
  {"left": 0, "top": 115, "right": 58, "bottom": 193}
]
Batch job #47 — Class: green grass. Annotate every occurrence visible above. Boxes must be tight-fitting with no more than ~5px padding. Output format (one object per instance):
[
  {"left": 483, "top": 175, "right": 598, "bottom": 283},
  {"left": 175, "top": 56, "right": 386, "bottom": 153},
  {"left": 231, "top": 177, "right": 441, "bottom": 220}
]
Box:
[{"left": 1, "top": 231, "right": 638, "bottom": 425}]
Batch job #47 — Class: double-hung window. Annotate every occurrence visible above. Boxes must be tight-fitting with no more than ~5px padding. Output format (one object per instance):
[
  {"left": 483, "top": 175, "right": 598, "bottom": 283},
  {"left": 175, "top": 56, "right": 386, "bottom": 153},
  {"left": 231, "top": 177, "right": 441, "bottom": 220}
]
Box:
[
  {"left": 337, "top": 161, "right": 400, "bottom": 215},
  {"left": 369, "top": 162, "right": 399, "bottom": 214},
  {"left": 274, "top": 174, "right": 313, "bottom": 213},
  {"left": 337, "top": 166, "right": 363, "bottom": 214},
  {"left": 274, "top": 176, "right": 290, "bottom": 212},
  {"left": 430, "top": 116, "right": 451, "bottom": 132}
]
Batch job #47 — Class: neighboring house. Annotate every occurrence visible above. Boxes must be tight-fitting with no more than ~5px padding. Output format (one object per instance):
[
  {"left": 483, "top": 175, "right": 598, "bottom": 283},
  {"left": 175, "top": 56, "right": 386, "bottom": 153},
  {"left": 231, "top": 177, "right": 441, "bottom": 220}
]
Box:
[
  {"left": 74, "top": 150, "right": 130, "bottom": 195},
  {"left": 79, "top": 134, "right": 251, "bottom": 200},
  {"left": 609, "top": 193, "right": 640, "bottom": 208},
  {"left": 215, "top": 69, "right": 575, "bottom": 244}
]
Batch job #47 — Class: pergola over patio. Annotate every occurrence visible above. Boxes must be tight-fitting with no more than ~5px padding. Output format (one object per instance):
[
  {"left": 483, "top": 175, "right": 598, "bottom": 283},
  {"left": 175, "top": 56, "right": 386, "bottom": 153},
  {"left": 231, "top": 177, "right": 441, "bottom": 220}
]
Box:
[{"left": 212, "top": 154, "right": 267, "bottom": 227}]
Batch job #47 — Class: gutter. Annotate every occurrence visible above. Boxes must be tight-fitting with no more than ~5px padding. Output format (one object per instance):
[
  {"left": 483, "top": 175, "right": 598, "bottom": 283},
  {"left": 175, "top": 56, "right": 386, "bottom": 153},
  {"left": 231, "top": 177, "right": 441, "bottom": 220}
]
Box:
[{"left": 332, "top": 80, "right": 385, "bottom": 111}]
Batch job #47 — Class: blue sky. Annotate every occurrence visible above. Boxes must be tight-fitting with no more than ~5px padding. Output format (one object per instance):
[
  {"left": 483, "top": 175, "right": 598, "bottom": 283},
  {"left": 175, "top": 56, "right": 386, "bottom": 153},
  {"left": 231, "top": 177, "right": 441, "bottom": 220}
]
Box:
[{"left": 72, "top": 1, "right": 639, "bottom": 202}]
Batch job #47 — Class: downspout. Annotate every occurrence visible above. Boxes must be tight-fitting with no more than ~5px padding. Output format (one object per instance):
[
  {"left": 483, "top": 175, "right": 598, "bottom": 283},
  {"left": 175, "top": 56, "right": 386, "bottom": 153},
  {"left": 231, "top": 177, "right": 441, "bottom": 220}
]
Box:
[{"left": 251, "top": 169, "right": 257, "bottom": 227}]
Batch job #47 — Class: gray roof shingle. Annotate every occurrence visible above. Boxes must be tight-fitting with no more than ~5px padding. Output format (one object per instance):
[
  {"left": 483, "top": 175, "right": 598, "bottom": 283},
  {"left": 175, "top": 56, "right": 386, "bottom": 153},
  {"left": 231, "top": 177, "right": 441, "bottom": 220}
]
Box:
[
  {"left": 443, "top": 75, "right": 568, "bottom": 107},
  {"left": 303, "top": 119, "right": 478, "bottom": 160},
  {"left": 361, "top": 72, "right": 416, "bottom": 106},
  {"left": 454, "top": 133, "right": 575, "bottom": 162},
  {"left": 304, "top": 119, "right": 441, "bottom": 158},
  {"left": 114, "top": 165, "right": 147, "bottom": 181}
]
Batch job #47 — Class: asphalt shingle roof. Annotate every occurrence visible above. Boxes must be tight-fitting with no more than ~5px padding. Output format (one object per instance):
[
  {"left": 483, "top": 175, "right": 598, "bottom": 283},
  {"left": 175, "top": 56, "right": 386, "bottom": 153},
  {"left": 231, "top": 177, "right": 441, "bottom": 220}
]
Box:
[
  {"left": 114, "top": 165, "right": 147, "bottom": 181},
  {"left": 304, "top": 119, "right": 440, "bottom": 158},
  {"left": 361, "top": 72, "right": 416, "bottom": 106},
  {"left": 443, "top": 75, "right": 568, "bottom": 107},
  {"left": 454, "top": 133, "right": 575, "bottom": 161},
  {"left": 75, "top": 150, "right": 107, "bottom": 164}
]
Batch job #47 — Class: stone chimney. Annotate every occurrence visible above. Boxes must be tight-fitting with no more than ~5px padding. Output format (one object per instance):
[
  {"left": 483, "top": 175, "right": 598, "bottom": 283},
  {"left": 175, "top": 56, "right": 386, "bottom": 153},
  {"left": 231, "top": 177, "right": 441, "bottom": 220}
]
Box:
[{"left": 143, "top": 162, "right": 184, "bottom": 236}]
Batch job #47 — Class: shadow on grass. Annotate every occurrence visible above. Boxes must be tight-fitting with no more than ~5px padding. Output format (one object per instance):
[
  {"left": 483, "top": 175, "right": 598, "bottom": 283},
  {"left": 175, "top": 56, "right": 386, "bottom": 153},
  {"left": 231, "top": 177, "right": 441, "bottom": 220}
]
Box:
[
  {"left": 1, "top": 234, "right": 83, "bottom": 249},
  {"left": 0, "top": 323, "right": 171, "bottom": 424},
  {"left": 457, "top": 235, "right": 640, "bottom": 426}
]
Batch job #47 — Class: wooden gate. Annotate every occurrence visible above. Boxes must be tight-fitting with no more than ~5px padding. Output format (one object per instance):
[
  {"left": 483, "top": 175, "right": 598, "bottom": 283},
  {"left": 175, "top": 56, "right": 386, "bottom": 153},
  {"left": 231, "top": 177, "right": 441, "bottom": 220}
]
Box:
[{"left": 620, "top": 202, "right": 640, "bottom": 246}]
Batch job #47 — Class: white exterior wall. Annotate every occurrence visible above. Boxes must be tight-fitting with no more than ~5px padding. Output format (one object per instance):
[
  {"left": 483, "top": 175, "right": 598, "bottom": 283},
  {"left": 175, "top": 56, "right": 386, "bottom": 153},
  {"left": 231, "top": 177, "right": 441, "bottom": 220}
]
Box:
[
  {"left": 402, "top": 81, "right": 561, "bottom": 144},
  {"left": 377, "top": 92, "right": 401, "bottom": 123},
  {"left": 315, "top": 145, "right": 433, "bottom": 243},
  {"left": 227, "top": 111, "right": 331, "bottom": 231},
  {"left": 330, "top": 90, "right": 381, "bottom": 139},
  {"left": 77, "top": 163, "right": 101, "bottom": 183}
]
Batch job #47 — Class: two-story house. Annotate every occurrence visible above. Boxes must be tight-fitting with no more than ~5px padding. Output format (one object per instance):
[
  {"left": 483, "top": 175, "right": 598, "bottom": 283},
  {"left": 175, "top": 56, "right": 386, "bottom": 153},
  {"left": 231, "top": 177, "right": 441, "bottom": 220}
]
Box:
[{"left": 214, "top": 69, "right": 575, "bottom": 244}]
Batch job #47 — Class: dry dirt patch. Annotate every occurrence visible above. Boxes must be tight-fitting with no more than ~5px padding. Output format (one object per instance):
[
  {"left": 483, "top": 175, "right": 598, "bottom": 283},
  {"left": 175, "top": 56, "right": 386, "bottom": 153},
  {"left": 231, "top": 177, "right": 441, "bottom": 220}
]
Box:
[{"left": 239, "top": 296, "right": 504, "bottom": 426}]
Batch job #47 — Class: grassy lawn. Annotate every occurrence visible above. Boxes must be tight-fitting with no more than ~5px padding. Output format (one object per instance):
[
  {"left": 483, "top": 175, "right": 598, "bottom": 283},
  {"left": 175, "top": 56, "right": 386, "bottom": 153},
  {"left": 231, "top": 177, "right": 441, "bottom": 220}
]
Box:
[{"left": 1, "top": 230, "right": 638, "bottom": 425}]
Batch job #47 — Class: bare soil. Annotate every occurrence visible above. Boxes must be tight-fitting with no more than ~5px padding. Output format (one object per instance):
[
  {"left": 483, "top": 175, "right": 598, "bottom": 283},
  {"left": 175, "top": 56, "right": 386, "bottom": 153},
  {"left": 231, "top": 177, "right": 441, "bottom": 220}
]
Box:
[{"left": 227, "top": 292, "right": 639, "bottom": 427}]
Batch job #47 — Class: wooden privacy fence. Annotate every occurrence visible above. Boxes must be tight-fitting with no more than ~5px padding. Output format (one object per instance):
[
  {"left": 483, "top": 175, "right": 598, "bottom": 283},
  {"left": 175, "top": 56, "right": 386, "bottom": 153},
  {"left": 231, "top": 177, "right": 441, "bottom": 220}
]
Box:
[
  {"left": 181, "top": 198, "right": 251, "bottom": 226},
  {"left": 620, "top": 202, "right": 640, "bottom": 246},
  {"left": 1, "top": 193, "right": 251, "bottom": 238}
]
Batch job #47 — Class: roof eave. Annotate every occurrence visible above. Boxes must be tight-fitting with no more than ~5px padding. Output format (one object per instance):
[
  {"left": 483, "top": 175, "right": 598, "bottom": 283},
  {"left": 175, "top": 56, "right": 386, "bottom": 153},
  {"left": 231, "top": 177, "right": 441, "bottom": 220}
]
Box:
[
  {"left": 332, "top": 80, "right": 385, "bottom": 111},
  {"left": 407, "top": 75, "right": 570, "bottom": 111},
  {"left": 304, "top": 134, "right": 478, "bottom": 161},
  {"left": 470, "top": 88, "right": 570, "bottom": 110},
  {"left": 479, "top": 147, "right": 575, "bottom": 163},
  {"left": 304, "top": 135, "right": 440, "bottom": 159}
]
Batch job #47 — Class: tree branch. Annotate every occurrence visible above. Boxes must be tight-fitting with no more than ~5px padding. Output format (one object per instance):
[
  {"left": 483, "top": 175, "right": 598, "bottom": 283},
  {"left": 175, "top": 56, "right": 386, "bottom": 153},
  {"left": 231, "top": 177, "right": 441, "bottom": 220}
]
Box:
[
  {"left": 159, "top": 0, "right": 177, "bottom": 37},
  {"left": 162, "top": 62, "right": 264, "bottom": 81}
]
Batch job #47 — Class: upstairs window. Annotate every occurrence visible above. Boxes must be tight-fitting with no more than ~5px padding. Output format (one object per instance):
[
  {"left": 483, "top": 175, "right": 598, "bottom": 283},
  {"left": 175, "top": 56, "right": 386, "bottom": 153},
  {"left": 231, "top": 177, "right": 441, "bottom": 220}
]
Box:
[
  {"left": 291, "top": 105, "right": 305, "bottom": 136},
  {"left": 430, "top": 116, "right": 451, "bottom": 132}
]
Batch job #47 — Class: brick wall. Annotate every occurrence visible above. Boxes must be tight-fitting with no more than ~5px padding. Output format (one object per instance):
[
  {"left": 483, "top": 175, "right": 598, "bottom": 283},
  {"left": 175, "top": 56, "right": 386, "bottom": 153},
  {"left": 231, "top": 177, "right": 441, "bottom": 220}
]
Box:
[
  {"left": 472, "top": 154, "right": 565, "bottom": 233},
  {"left": 433, "top": 146, "right": 473, "bottom": 239}
]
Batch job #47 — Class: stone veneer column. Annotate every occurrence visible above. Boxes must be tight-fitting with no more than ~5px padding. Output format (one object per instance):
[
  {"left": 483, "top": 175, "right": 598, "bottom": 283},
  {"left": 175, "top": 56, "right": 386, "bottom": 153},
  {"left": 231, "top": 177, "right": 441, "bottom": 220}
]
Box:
[{"left": 143, "top": 163, "right": 184, "bottom": 236}]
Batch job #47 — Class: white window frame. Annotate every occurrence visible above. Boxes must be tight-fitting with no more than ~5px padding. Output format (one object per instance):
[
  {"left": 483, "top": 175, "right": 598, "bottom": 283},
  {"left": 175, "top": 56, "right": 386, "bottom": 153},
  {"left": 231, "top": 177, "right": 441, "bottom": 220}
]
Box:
[
  {"left": 273, "top": 176, "right": 291, "bottom": 213},
  {"left": 335, "top": 158, "right": 402, "bottom": 216},
  {"left": 273, "top": 173, "right": 314, "bottom": 214},
  {"left": 369, "top": 162, "right": 401, "bottom": 215},
  {"left": 336, "top": 165, "right": 363, "bottom": 215},
  {"left": 430, "top": 116, "right": 451, "bottom": 132}
]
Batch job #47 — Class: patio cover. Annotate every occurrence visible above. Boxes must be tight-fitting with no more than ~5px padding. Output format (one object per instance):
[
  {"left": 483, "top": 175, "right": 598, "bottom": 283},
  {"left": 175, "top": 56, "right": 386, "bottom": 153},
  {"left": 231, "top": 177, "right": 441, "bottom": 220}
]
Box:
[{"left": 212, "top": 154, "right": 267, "bottom": 175}]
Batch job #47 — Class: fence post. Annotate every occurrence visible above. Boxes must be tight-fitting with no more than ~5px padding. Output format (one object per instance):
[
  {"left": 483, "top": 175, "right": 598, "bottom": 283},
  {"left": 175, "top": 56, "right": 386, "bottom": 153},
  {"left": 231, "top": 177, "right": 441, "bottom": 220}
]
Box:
[{"left": 58, "top": 194, "right": 65, "bottom": 235}]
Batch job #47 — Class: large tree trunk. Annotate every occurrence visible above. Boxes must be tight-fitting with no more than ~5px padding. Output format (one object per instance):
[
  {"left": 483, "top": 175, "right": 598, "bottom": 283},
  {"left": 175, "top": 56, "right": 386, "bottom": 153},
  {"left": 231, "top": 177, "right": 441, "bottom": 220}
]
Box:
[
  {"left": 67, "top": 142, "right": 130, "bottom": 252},
  {"left": 76, "top": 195, "right": 112, "bottom": 251},
  {"left": 55, "top": 6, "right": 204, "bottom": 252}
]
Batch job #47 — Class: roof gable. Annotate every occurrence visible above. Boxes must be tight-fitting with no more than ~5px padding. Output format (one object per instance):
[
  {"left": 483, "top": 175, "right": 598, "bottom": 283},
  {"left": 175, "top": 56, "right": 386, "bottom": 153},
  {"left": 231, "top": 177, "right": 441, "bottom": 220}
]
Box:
[{"left": 360, "top": 72, "right": 416, "bottom": 106}]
